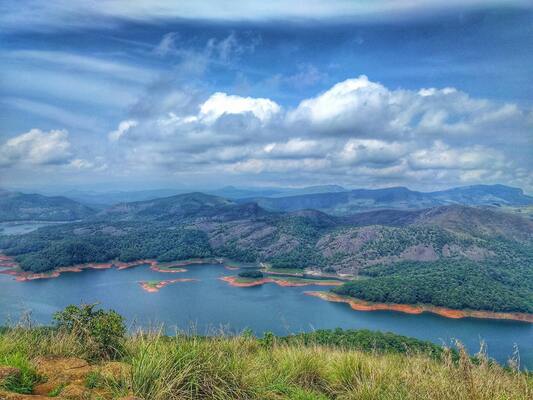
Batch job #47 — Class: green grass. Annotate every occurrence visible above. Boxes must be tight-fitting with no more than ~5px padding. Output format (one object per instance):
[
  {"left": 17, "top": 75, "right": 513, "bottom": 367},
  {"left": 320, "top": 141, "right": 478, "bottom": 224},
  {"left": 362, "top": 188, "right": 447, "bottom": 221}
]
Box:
[
  {"left": 85, "top": 371, "right": 105, "bottom": 389},
  {"left": 0, "top": 326, "right": 531, "bottom": 399},
  {"left": 47, "top": 383, "right": 66, "bottom": 397},
  {"left": 144, "top": 280, "right": 161, "bottom": 288},
  {"left": 270, "top": 276, "right": 341, "bottom": 285},
  {"left": 263, "top": 266, "right": 306, "bottom": 276},
  {"left": 0, "top": 352, "right": 41, "bottom": 394}
]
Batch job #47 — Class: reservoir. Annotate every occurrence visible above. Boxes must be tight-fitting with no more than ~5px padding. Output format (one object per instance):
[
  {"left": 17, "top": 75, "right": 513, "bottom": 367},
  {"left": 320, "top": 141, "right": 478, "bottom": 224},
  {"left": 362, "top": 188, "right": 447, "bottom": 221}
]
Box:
[{"left": 0, "top": 262, "right": 531, "bottom": 369}]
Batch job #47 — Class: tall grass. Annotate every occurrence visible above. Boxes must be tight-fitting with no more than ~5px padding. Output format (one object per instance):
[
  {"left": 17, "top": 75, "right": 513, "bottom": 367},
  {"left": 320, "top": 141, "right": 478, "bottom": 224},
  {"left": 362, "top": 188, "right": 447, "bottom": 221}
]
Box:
[{"left": 0, "top": 326, "right": 531, "bottom": 399}]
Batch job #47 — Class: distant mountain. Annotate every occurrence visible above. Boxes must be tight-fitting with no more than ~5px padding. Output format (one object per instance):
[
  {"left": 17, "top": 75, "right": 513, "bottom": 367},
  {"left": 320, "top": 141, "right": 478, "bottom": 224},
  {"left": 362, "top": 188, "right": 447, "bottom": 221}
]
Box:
[
  {"left": 430, "top": 184, "right": 533, "bottom": 206},
  {"left": 207, "top": 186, "right": 283, "bottom": 199},
  {"left": 59, "top": 188, "right": 185, "bottom": 207},
  {"left": 99, "top": 192, "right": 237, "bottom": 221},
  {"left": 208, "top": 185, "right": 347, "bottom": 199},
  {"left": 50, "top": 185, "right": 348, "bottom": 206},
  {"left": 0, "top": 190, "right": 96, "bottom": 222},
  {"left": 240, "top": 185, "right": 533, "bottom": 215}
]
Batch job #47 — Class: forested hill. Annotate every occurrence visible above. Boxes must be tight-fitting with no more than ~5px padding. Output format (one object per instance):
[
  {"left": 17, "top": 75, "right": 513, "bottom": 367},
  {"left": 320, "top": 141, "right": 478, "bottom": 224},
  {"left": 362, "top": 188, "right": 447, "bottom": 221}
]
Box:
[
  {"left": 238, "top": 184, "right": 533, "bottom": 215},
  {"left": 98, "top": 192, "right": 237, "bottom": 221},
  {"left": 1, "top": 190, "right": 532, "bottom": 313},
  {"left": 0, "top": 189, "right": 96, "bottom": 222}
]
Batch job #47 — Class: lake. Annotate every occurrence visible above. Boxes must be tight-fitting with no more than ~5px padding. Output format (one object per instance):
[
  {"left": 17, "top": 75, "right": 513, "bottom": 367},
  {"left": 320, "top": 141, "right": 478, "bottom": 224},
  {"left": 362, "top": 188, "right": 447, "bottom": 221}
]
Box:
[
  {"left": 0, "top": 221, "right": 71, "bottom": 235},
  {"left": 0, "top": 262, "right": 531, "bottom": 369}
]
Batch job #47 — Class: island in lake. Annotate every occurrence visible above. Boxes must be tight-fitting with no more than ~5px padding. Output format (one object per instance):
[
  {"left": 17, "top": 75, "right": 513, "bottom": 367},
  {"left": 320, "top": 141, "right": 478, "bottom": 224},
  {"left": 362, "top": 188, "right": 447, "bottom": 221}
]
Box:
[{"left": 138, "top": 278, "right": 197, "bottom": 293}]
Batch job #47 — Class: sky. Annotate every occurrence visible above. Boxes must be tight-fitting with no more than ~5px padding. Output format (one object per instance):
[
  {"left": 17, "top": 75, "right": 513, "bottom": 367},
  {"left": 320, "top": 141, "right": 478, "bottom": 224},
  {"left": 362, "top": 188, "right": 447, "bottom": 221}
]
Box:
[{"left": 0, "top": 1, "right": 532, "bottom": 193}]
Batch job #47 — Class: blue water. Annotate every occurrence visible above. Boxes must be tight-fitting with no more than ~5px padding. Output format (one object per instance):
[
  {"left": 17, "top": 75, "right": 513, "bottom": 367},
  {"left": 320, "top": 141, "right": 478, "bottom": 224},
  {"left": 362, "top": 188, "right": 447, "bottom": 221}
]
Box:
[
  {"left": 0, "top": 221, "right": 69, "bottom": 235},
  {"left": 0, "top": 263, "right": 531, "bottom": 369}
]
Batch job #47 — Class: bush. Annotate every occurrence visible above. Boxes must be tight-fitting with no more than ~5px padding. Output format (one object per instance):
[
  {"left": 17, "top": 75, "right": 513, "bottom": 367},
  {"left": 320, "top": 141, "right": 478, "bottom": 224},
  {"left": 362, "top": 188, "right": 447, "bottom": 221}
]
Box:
[
  {"left": 238, "top": 270, "right": 264, "bottom": 279},
  {"left": 53, "top": 304, "right": 126, "bottom": 360}
]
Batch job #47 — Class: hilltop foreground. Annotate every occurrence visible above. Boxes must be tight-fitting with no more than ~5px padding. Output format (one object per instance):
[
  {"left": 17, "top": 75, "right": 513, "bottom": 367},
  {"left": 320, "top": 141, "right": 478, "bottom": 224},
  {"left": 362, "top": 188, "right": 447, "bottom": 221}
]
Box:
[{"left": 0, "top": 306, "right": 531, "bottom": 400}]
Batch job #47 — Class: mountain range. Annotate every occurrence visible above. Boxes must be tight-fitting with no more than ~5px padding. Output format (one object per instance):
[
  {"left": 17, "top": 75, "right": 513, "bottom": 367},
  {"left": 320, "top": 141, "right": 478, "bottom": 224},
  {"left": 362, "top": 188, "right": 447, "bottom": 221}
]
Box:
[
  {"left": 1, "top": 184, "right": 531, "bottom": 222},
  {"left": 238, "top": 184, "right": 533, "bottom": 215}
]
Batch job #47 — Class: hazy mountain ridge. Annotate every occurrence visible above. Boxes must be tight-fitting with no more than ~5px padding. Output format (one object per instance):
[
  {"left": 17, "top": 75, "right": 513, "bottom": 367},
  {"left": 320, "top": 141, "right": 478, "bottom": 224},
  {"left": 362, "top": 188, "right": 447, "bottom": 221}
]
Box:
[
  {"left": 0, "top": 189, "right": 96, "bottom": 222},
  {"left": 239, "top": 184, "right": 533, "bottom": 215}
]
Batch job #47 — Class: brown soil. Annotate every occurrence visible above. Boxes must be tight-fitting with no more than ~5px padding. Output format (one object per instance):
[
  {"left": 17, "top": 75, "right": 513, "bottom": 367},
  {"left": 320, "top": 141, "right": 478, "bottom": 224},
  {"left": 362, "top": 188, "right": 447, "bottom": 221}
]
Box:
[{"left": 305, "top": 292, "right": 533, "bottom": 323}]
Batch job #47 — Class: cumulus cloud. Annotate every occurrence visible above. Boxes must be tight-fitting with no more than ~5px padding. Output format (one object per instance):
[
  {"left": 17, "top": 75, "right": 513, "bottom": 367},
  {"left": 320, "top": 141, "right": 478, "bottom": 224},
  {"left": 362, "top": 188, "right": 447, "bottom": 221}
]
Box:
[
  {"left": 0, "top": 129, "right": 72, "bottom": 167},
  {"left": 75, "top": 75, "right": 533, "bottom": 190},
  {"left": 199, "top": 92, "right": 280, "bottom": 123},
  {"left": 287, "top": 75, "right": 527, "bottom": 141},
  {"left": 408, "top": 141, "right": 506, "bottom": 171}
]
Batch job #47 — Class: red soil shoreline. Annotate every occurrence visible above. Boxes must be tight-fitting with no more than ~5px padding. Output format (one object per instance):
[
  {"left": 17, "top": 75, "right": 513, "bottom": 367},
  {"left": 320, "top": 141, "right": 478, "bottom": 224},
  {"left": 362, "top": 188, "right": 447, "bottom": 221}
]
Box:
[
  {"left": 220, "top": 276, "right": 343, "bottom": 288},
  {"left": 305, "top": 291, "right": 533, "bottom": 323},
  {"left": 138, "top": 278, "right": 197, "bottom": 293}
]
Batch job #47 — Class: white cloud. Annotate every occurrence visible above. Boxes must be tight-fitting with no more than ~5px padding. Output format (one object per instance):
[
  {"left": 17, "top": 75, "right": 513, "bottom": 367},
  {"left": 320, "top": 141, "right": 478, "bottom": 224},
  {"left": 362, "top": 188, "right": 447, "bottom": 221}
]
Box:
[
  {"left": 0, "top": 129, "right": 72, "bottom": 167},
  {"left": 262, "top": 138, "right": 332, "bottom": 159},
  {"left": 6, "top": 50, "right": 155, "bottom": 84},
  {"left": 288, "top": 75, "right": 529, "bottom": 141},
  {"left": 106, "top": 76, "right": 531, "bottom": 190},
  {"left": 2, "top": 1, "right": 529, "bottom": 32},
  {"left": 26, "top": 75, "right": 527, "bottom": 191},
  {"left": 408, "top": 141, "right": 505, "bottom": 170},
  {"left": 69, "top": 157, "right": 108, "bottom": 171},
  {"left": 338, "top": 139, "right": 409, "bottom": 166},
  {"left": 154, "top": 32, "right": 179, "bottom": 56},
  {"left": 108, "top": 120, "right": 138, "bottom": 141},
  {"left": 199, "top": 92, "right": 281, "bottom": 123}
]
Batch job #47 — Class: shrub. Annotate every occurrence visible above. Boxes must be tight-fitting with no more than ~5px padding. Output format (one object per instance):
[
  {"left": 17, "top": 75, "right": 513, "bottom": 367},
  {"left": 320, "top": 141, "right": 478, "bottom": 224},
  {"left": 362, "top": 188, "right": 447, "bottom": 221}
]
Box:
[
  {"left": 238, "top": 270, "right": 264, "bottom": 279},
  {"left": 53, "top": 304, "right": 126, "bottom": 360}
]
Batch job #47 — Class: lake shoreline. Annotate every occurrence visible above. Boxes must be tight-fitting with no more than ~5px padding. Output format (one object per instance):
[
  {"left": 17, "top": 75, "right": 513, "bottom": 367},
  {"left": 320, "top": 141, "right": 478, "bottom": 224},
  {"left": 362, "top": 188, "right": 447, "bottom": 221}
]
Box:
[
  {"left": 305, "top": 291, "right": 533, "bottom": 323},
  {"left": 0, "top": 254, "right": 224, "bottom": 281},
  {"left": 220, "top": 275, "right": 343, "bottom": 288}
]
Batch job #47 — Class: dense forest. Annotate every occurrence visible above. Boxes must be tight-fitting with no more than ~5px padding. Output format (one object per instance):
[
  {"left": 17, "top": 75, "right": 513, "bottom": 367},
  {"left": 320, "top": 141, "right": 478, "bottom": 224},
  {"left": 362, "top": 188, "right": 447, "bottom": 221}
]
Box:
[
  {"left": 238, "top": 270, "right": 264, "bottom": 279},
  {"left": 333, "top": 257, "right": 533, "bottom": 313},
  {"left": 0, "top": 222, "right": 212, "bottom": 272},
  {"left": 281, "top": 328, "right": 455, "bottom": 359}
]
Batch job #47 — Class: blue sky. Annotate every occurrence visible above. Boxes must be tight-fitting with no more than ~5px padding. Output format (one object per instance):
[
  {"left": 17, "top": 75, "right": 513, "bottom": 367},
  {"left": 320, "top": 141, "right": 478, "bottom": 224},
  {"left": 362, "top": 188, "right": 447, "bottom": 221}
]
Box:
[{"left": 1, "top": 1, "right": 532, "bottom": 192}]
